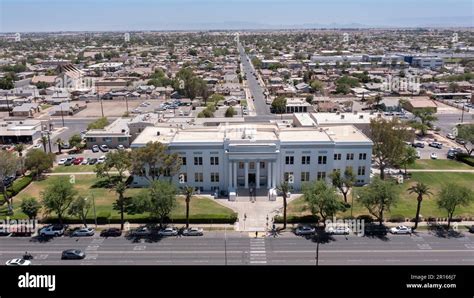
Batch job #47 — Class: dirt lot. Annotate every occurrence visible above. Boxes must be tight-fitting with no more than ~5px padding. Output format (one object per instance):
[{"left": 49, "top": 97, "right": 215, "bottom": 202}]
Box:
[{"left": 74, "top": 99, "right": 142, "bottom": 117}]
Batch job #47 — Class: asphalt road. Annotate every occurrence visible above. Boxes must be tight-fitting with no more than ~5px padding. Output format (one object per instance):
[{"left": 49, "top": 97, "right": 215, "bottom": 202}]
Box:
[
  {"left": 1, "top": 231, "right": 473, "bottom": 266},
  {"left": 238, "top": 43, "right": 271, "bottom": 116}
]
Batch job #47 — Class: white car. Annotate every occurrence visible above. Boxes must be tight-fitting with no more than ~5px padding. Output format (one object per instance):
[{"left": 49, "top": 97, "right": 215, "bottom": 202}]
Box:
[
  {"left": 33, "top": 143, "right": 42, "bottom": 149},
  {"left": 72, "top": 227, "right": 95, "bottom": 237},
  {"left": 58, "top": 158, "right": 67, "bottom": 165},
  {"left": 416, "top": 151, "right": 421, "bottom": 159},
  {"left": 182, "top": 227, "right": 204, "bottom": 236},
  {"left": 446, "top": 133, "right": 455, "bottom": 140},
  {"left": 81, "top": 158, "right": 89, "bottom": 165},
  {"left": 6, "top": 258, "right": 31, "bottom": 266},
  {"left": 39, "top": 225, "right": 65, "bottom": 237},
  {"left": 390, "top": 226, "right": 412, "bottom": 234},
  {"left": 100, "top": 145, "right": 109, "bottom": 152},
  {"left": 158, "top": 227, "right": 178, "bottom": 236},
  {"left": 97, "top": 156, "right": 106, "bottom": 164},
  {"left": 117, "top": 145, "right": 125, "bottom": 150},
  {"left": 92, "top": 145, "right": 100, "bottom": 153},
  {"left": 430, "top": 153, "right": 438, "bottom": 159},
  {"left": 327, "top": 226, "right": 351, "bottom": 235}
]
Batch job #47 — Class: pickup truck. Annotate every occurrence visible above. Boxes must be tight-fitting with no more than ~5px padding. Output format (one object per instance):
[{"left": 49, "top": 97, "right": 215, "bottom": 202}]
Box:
[{"left": 39, "top": 224, "right": 66, "bottom": 237}]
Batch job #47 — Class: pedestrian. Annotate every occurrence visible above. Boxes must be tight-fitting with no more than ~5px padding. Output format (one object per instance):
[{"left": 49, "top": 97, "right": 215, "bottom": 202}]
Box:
[{"left": 255, "top": 231, "right": 258, "bottom": 238}]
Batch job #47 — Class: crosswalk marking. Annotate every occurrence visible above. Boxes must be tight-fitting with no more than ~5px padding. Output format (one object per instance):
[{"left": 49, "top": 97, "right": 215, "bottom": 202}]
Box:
[{"left": 249, "top": 238, "right": 267, "bottom": 264}]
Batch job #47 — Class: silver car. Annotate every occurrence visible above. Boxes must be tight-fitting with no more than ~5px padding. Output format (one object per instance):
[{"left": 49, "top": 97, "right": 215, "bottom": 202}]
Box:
[
  {"left": 72, "top": 227, "right": 95, "bottom": 237},
  {"left": 182, "top": 227, "right": 203, "bottom": 236},
  {"left": 294, "top": 225, "right": 315, "bottom": 236},
  {"left": 326, "top": 226, "right": 351, "bottom": 235},
  {"left": 158, "top": 227, "right": 178, "bottom": 236}
]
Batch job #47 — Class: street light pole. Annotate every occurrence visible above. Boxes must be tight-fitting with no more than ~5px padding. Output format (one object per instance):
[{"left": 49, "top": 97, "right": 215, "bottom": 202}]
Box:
[
  {"left": 315, "top": 232, "right": 320, "bottom": 266},
  {"left": 60, "top": 105, "right": 65, "bottom": 127},
  {"left": 91, "top": 192, "right": 97, "bottom": 228},
  {"left": 224, "top": 226, "right": 227, "bottom": 265}
]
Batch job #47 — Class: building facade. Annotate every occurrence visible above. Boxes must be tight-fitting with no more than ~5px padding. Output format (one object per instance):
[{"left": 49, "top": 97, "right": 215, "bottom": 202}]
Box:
[{"left": 130, "top": 123, "right": 373, "bottom": 198}]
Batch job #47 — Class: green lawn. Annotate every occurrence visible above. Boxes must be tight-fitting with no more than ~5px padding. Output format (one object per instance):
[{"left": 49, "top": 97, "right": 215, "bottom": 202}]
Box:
[
  {"left": 0, "top": 175, "right": 236, "bottom": 222},
  {"left": 407, "top": 159, "right": 473, "bottom": 170},
  {"left": 288, "top": 172, "right": 474, "bottom": 220},
  {"left": 52, "top": 165, "right": 97, "bottom": 173}
]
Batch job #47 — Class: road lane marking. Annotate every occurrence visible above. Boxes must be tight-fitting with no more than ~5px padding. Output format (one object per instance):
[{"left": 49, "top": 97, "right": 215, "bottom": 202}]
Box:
[{"left": 417, "top": 244, "right": 432, "bottom": 250}]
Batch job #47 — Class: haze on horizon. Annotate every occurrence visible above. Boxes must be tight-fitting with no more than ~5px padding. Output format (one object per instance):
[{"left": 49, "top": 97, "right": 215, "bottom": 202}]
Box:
[{"left": 0, "top": 0, "right": 473, "bottom": 32}]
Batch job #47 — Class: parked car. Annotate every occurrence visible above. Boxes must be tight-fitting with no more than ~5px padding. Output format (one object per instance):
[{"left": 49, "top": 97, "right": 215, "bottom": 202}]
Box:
[
  {"left": 92, "top": 145, "right": 100, "bottom": 153},
  {"left": 158, "top": 227, "right": 178, "bottom": 236},
  {"left": 469, "top": 226, "right": 474, "bottom": 233},
  {"left": 455, "top": 138, "right": 466, "bottom": 145},
  {"left": 97, "top": 156, "right": 106, "bottom": 164},
  {"left": 58, "top": 158, "right": 67, "bottom": 165},
  {"left": 6, "top": 259, "right": 31, "bottom": 266},
  {"left": 88, "top": 158, "right": 98, "bottom": 165},
  {"left": 364, "top": 224, "right": 388, "bottom": 236},
  {"left": 412, "top": 142, "right": 425, "bottom": 148},
  {"left": 130, "top": 227, "right": 152, "bottom": 237},
  {"left": 429, "top": 142, "right": 443, "bottom": 149},
  {"left": 416, "top": 151, "right": 421, "bottom": 159},
  {"left": 327, "top": 226, "right": 351, "bottom": 235},
  {"left": 430, "top": 153, "right": 438, "bottom": 159},
  {"left": 61, "top": 249, "right": 85, "bottom": 260},
  {"left": 100, "top": 145, "right": 109, "bottom": 152},
  {"left": 73, "top": 157, "right": 84, "bottom": 165},
  {"left": 390, "top": 226, "right": 412, "bottom": 234},
  {"left": 81, "top": 158, "right": 89, "bottom": 165},
  {"left": 117, "top": 145, "right": 125, "bottom": 150},
  {"left": 100, "top": 228, "right": 122, "bottom": 237},
  {"left": 182, "top": 227, "right": 203, "bottom": 236},
  {"left": 72, "top": 227, "right": 95, "bottom": 237},
  {"left": 32, "top": 143, "right": 42, "bottom": 149},
  {"left": 39, "top": 224, "right": 66, "bottom": 237},
  {"left": 446, "top": 133, "right": 455, "bottom": 140},
  {"left": 294, "top": 225, "right": 315, "bottom": 236},
  {"left": 64, "top": 157, "right": 75, "bottom": 166},
  {"left": 61, "top": 142, "right": 71, "bottom": 149}
]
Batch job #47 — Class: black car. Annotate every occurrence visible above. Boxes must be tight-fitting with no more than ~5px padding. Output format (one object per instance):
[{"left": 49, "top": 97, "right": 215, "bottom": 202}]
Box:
[
  {"left": 88, "top": 158, "right": 98, "bottom": 165},
  {"left": 455, "top": 138, "right": 466, "bottom": 145},
  {"left": 100, "top": 228, "right": 122, "bottom": 237},
  {"left": 469, "top": 226, "right": 474, "bottom": 233},
  {"left": 61, "top": 249, "right": 85, "bottom": 260},
  {"left": 364, "top": 224, "right": 388, "bottom": 236},
  {"left": 412, "top": 142, "right": 425, "bottom": 148}
]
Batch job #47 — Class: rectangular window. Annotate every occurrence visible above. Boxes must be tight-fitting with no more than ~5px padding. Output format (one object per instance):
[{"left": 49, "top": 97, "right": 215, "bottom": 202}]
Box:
[
  {"left": 194, "top": 156, "right": 203, "bottom": 166},
  {"left": 284, "top": 172, "right": 294, "bottom": 183},
  {"left": 334, "top": 153, "right": 341, "bottom": 160},
  {"left": 194, "top": 172, "right": 203, "bottom": 182},
  {"left": 103, "top": 137, "right": 112, "bottom": 143},
  {"left": 347, "top": 153, "right": 354, "bottom": 160},
  {"left": 239, "top": 162, "right": 244, "bottom": 169},
  {"left": 210, "top": 156, "right": 219, "bottom": 165},
  {"left": 301, "top": 156, "right": 311, "bottom": 165},
  {"left": 249, "top": 162, "right": 255, "bottom": 170},
  {"left": 210, "top": 172, "right": 219, "bottom": 182},
  {"left": 317, "top": 172, "right": 326, "bottom": 180},
  {"left": 318, "top": 156, "right": 327, "bottom": 164},
  {"left": 260, "top": 162, "right": 265, "bottom": 169},
  {"left": 301, "top": 172, "right": 310, "bottom": 182},
  {"left": 359, "top": 153, "right": 367, "bottom": 160},
  {"left": 180, "top": 157, "right": 187, "bottom": 166},
  {"left": 358, "top": 166, "right": 366, "bottom": 176},
  {"left": 117, "top": 137, "right": 128, "bottom": 142},
  {"left": 285, "top": 156, "right": 294, "bottom": 165}
]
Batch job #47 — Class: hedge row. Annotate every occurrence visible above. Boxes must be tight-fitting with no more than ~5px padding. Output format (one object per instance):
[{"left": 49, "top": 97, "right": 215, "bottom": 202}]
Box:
[
  {"left": 0, "top": 175, "right": 33, "bottom": 200},
  {"left": 457, "top": 154, "right": 474, "bottom": 167},
  {"left": 41, "top": 214, "right": 238, "bottom": 225}
]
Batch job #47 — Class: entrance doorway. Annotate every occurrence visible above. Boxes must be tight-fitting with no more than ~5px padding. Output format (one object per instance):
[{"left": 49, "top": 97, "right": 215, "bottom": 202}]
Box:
[{"left": 248, "top": 173, "right": 256, "bottom": 186}]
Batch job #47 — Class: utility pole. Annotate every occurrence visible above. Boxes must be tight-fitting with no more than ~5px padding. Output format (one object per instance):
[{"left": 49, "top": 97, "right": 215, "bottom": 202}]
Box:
[
  {"left": 91, "top": 192, "right": 97, "bottom": 228},
  {"left": 224, "top": 226, "right": 227, "bottom": 265},
  {"left": 315, "top": 232, "right": 320, "bottom": 266},
  {"left": 125, "top": 95, "right": 129, "bottom": 114},
  {"left": 60, "top": 105, "right": 65, "bottom": 127}
]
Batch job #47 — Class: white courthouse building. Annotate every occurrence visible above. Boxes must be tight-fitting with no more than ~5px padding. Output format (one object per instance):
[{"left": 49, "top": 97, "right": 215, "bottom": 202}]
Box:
[{"left": 130, "top": 121, "right": 373, "bottom": 200}]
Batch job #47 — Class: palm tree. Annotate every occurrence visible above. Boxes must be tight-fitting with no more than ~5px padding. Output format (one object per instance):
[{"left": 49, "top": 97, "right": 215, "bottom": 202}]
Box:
[
  {"left": 40, "top": 136, "right": 48, "bottom": 153},
  {"left": 181, "top": 186, "right": 195, "bottom": 228},
  {"left": 276, "top": 181, "right": 291, "bottom": 230},
  {"left": 55, "top": 138, "right": 63, "bottom": 154},
  {"left": 14, "top": 143, "right": 25, "bottom": 175},
  {"left": 408, "top": 182, "right": 432, "bottom": 230}
]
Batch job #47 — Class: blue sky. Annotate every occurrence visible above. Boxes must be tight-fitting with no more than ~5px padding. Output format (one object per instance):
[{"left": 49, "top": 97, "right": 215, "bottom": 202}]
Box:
[{"left": 1, "top": 0, "right": 472, "bottom": 32}]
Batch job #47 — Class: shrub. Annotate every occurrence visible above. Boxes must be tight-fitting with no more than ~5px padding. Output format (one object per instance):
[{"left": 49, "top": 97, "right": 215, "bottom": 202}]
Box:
[
  {"left": 457, "top": 154, "right": 474, "bottom": 167},
  {"left": 3, "top": 175, "right": 33, "bottom": 198},
  {"left": 357, "top": 215, "right": 374, "bottom": 223},
  {"left": 388, "top": 215, "right": 406, "bottom": 223},
  {"left": 274, "top": 215, "right": 320, "bottom": 224}
]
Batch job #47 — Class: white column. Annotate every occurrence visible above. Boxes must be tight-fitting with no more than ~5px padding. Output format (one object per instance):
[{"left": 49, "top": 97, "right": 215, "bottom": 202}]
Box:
[
  {"left": 256, "top": 161, "right": 260, "bottom": 189},
  {"left": 244, "top": 161, "right": 249, "bottom": 188},
  {"left": 267, "top": 161, "right": 271, "bottom": 189},
  {"left": 272, "top": 161, "right": 277, "bottom": 188},
  {"left": 233, "top": 161, "right": 237, "bottom": 189},
  {"left": 228, "top": 161, "right": 232, "bottom": 189}
]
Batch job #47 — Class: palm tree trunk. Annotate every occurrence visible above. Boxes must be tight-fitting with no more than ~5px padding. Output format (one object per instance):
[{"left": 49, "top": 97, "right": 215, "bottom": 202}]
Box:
[
  {"left": 119, "top": 195, "right": 124, "bottom": 230},
  {"left": 414, "top": 197, "right": 422, "bottom": 230},
  {"left": 283, "top": 195, "right": 287, "bottom": 230},
  {"left": 185, "top": 198, "right": 190, "bottom": 228}
]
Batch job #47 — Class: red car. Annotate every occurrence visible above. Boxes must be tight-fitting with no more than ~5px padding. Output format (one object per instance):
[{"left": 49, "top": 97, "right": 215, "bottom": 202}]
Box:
[{"left": 73, "top": 157, "right": 84, "bottom": 165}]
